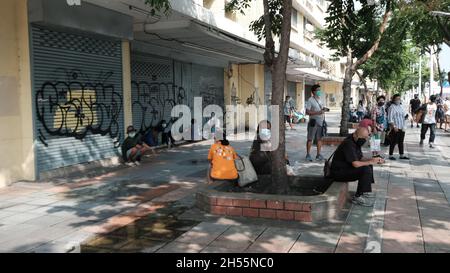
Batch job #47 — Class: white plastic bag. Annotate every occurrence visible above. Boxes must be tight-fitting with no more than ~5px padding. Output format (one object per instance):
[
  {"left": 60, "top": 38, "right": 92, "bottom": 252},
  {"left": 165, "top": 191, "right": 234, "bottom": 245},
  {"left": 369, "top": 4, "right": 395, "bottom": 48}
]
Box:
[{"left": 370, "top": 136, "right": 381, "bottom": 153}]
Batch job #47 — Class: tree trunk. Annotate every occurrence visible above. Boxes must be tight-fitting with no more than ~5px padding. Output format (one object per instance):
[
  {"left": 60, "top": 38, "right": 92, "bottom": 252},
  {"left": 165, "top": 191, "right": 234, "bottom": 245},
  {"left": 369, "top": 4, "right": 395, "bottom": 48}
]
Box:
[
  {"left": 356, "top": 70, "right": 370, "bottom": 108},
  {"left": 340, "top": 48, "right": 355, "bottom": 136},
  {"left": 436, "top": 53, "right": 444, "bottom": 97},
  {"left": 339, "top": 1, "right": 391, "bottom": 136},
  {"left": 436, "top": 16, "right": 450, "bottom": 48},
  {"left": 268, "top": 0, "right": 292, "bottom": 194},
  {"left": 270, "top": 65, "right": 288, "bottom": 194}
]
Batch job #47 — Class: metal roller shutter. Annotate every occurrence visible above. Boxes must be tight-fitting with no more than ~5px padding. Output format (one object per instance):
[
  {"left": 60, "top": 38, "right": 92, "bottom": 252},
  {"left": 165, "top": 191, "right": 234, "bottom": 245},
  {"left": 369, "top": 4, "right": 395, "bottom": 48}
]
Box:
[
  {"left": 131, "top": 54, "right": 175, "bottom": 134},
  {"left": 287, "top": 81, "right": 297, "bottom": 106},
  {"left": 31, "top": 26, "right": 124, "bottom": 173},
  {"left": 131, "top": 56, "right": 224, "bottom": 132},
  {"left": 191, "top": 63, "right": 224, "bottom": 126}
]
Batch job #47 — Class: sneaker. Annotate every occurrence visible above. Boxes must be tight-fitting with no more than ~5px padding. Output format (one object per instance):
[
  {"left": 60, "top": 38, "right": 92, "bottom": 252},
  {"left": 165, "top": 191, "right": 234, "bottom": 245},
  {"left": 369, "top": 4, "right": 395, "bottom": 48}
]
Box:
[
  {"left": 134, "top": 161, "right": 141, "bottom": 166},
  {"left": 352, "top": 195, "right": 374, "bottom": 207},
  {"left": 389, "top": 156, "right": 396, "bottom": 160},
  {"left": 417, "top": 125, "right": 420, "bottom": 128},
  {"left": 411, "top": 124, "right": 414, "bottom": 128},
  {"left": 430, "top": 143, "right": 435, "bottom": 149},
  {"left": 420, "top": 140, "right": 424, "bottom": 146},
  {"left": 125, "top": 162, "right": 135, "bottom": 167},
  {"left": 316, "top": 154, "right": 325, "bottom": 161},
  {"left": 399, "top": 156, "right": 410, "bottom": 160},
  {"left": 306, "top": 154, "right": 313, "bottom": 162},
  {"left": 362, "top": 192, "right": 376, "bottom": 199}
]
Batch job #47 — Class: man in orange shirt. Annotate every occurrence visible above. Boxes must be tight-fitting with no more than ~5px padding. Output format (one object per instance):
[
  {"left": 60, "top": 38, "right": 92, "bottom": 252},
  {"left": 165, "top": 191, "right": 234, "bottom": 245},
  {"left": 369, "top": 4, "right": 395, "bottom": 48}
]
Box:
[{"left": 208, "top": 134, "right": 239, "bottom": 183}]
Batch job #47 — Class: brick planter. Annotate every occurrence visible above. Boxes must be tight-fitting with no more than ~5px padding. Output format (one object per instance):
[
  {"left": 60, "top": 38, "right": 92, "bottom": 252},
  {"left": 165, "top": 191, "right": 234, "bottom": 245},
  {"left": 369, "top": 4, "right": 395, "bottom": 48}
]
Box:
[
  {"left": 196, "top": 177, "right": 349, "bottom": 223},
  {"left": 321, "top": 136, "right": 346, "bottom": 146},
  {"left": 321, "top": 133, "right": 346, "bottom": 146},
  {"left": 348, "top": 122, "right": 359, "bottom": 129}
]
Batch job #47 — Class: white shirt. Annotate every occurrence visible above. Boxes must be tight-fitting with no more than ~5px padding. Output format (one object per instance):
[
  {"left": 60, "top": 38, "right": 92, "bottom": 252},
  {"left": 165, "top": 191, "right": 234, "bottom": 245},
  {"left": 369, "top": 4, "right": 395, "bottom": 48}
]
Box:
[
  {"left": 306, "top": 96, "right": 324, "bottom": 124},
  {"left": 388, "top": 104, "right": 407, "bottom": 130},
  {"left": 207, "top": 117, "right": 221, "bottom": 129},
  {"left": 444, "top": 101, "right": 450, "bottom": 115},
  {"left": 423, "top": 103, "right": 437, "bottom": 124}
]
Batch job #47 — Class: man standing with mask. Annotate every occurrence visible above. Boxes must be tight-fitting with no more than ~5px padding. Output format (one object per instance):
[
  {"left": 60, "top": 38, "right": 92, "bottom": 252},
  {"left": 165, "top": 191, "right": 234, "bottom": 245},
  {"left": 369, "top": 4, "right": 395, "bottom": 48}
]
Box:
[
  {"left": 388, "top": 94, "right": 410, "bottom": 160},
  {"left": 330, "top": 127, "right": 384, "bottom": 207},
  {"left": 419, "top": 95, "right": 438, "bottom": 148},
  {"left": 284, "top": 96, "right": 295, "bottom": 130},
  {"left": 305, "top": 84, "right": 329, "bottom": 162}
]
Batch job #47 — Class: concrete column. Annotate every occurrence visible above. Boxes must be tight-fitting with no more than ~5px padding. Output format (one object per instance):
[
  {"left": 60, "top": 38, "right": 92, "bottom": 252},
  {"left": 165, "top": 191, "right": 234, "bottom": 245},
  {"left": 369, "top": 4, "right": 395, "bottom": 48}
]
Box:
[
  {"left": 122, "top": 41, "right": 132, "bottom": 132},
  {"left": 0, "top": 0, "right": 35, "bottom": 186},
  {"left": 296, "top": 81, "right": 305, "bottom": 111}
]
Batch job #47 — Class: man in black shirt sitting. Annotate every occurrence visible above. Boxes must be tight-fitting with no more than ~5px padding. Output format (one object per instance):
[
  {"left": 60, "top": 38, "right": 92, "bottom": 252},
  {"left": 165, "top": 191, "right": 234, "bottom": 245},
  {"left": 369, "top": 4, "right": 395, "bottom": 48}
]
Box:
[{"left": 331, "top": 127, "right": 385, "bottom": 207}]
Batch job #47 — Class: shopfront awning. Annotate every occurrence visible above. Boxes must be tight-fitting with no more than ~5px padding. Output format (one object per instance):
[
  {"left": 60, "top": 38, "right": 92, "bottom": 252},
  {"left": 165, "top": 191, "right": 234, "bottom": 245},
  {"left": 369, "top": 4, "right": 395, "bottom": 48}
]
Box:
[{"left": 132, "top": 20, "right": 266, "bottom": 67}]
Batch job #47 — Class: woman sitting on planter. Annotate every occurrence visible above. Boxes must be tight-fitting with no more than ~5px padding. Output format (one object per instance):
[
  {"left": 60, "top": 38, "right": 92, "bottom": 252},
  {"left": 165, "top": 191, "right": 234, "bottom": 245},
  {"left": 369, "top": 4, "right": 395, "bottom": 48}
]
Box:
[
  {"left": 207, "top": 131, "right": 239, "bottom": 184},
  {"left": 249, "top": 120, "right": 291, "bottom": 175}
]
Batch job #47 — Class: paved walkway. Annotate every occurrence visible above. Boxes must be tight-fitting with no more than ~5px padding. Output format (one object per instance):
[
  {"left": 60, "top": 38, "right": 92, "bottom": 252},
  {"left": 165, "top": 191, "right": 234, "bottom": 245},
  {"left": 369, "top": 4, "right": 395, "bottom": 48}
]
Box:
[{"left": 0, "top": 111, "right": 449, "bottom": 253}]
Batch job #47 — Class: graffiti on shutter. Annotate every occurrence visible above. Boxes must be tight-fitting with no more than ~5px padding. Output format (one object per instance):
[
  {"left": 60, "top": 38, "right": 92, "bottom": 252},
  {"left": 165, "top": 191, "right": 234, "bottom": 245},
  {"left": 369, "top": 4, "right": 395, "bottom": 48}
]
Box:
[
  {"left": 31, "top": 26, "right": 124, "bottom": 173},
  {"left": 36, "top": 69, "right": 123, "bottom": 147}
]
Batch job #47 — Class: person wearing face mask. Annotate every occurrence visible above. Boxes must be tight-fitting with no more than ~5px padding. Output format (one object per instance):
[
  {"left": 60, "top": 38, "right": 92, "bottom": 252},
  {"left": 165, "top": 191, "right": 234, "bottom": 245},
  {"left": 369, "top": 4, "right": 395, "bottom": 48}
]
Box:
[
  {"left": 371, "top": 96, "right": 387, "bottom": 154},
  {"left": 330, "top": 127, "right": 384, "bottom": 207},
  {"left": 249, "top": 120, "right": 290, "bottom": 175},
  {"left": 158, "top": 119, "right": 177, "bottom": 148},
  {"left": 305, "top": 84, "right": 329, "bottom": 162},
  {"left": 409, "top": 94, "right": 421, "bottom": 128},
  {"left": 417, "top": 95, "right": 438, "bottom": 148},
  {"left": 284, "top": 96, "right": 295, "bottom": 130},
  {"left": 387, "top": 94, "right": 410, "bottom": 160},
  {"left": 206, "top": 112, "right": 222, "bottom": 139},
  {"left": 121, "top": 125, "right": 152, "bottom": 165}
]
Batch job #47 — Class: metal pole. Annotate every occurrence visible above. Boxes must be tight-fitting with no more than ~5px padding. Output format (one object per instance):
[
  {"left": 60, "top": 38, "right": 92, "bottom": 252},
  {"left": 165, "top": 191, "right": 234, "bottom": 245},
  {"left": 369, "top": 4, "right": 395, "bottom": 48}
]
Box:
[
  {"left": 430, "top": 48, "right": 434, "bottom": 98},
  {"left": 419, "top": 55, "right": 422, "bottom": 99}
]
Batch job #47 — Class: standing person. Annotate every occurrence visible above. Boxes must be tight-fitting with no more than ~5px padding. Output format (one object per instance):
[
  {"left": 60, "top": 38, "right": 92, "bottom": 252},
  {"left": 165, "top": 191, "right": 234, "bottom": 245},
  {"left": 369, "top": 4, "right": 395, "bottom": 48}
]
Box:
[
  {"left": 371, "top": 96, "right": 387, "bottom": 148},
  {"left": 356, "top": 100, "right": 366, "bottom": 122},
  {"left": 436, "top": 102, "right": 445, "bottom": 129},
  {"left": 409, "top": 94, "right": 421, "bottom": 128},
  {"left": 330, "top": 127, "right": 385, "bottom": 207},
  {"left": 305, "top": 85, "right": 329, "bottom": 162},
  {"left": 206, "top": 112, "right": 221, "bottom": 139},
  {"left": 419, "top": 95, "right": 438, "bottom": 148},
  {"left": 387, "top": 94, "right": 410, "bottom": 160},
  {"left": 444, "top": 97, "right": 450, "bottom": 132},
  {"left": 383, "top": 96, "right": 394, "bottom": 147},
  {"left": 284, "top": 96, "right": 295, "bottom": 130}
]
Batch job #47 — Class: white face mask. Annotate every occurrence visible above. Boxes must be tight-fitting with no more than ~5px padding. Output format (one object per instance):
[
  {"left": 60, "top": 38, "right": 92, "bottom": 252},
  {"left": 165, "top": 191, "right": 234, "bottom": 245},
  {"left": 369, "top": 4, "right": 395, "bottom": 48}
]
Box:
[
  {"left": 128, "top": 132, "right": 136, "bottom": 138},
  {"left": 260, "top": 129, "right": 272, "bottom": 141}
]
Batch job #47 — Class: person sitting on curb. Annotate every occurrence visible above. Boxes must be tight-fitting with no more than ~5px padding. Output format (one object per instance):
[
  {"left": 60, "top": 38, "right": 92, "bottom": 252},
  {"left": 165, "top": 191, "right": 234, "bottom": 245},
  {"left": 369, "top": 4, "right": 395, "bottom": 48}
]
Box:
[
  {"left": 121, "top": 125, "right": 152, "bottom": 166},
  {"left": 207, "top": 131, "right": 239, "bottom": 185},
  {"left": 330, "top": 127, "right": 385, "bottom": 207}
]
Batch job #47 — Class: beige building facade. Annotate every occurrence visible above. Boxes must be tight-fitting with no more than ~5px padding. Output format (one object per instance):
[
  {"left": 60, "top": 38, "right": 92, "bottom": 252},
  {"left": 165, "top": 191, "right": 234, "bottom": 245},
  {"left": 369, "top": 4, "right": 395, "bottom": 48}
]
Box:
[{"left": 0, "top": 0, "right": 360, "bottom": 187}]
